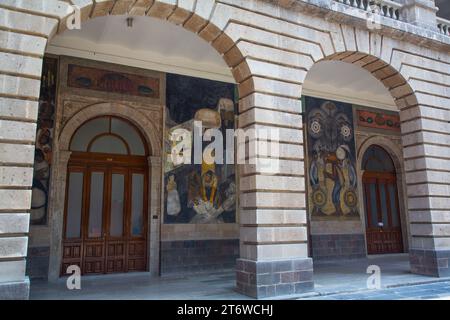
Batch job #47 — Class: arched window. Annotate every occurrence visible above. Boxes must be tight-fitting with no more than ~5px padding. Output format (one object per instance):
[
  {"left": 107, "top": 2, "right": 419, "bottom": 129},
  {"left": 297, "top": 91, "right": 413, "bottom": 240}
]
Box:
[
  {"left": 70, "top": 116, "right": 146, "bottom": 156},
  {"left": 362, "top": 145, "right": 395, "bottom": 173}
]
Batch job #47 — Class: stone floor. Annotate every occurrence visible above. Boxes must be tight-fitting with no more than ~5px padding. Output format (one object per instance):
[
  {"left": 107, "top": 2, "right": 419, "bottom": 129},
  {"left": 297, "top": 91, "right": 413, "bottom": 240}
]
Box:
[{"left": 30, "top": 254, "right": 450, "bottom": 300}]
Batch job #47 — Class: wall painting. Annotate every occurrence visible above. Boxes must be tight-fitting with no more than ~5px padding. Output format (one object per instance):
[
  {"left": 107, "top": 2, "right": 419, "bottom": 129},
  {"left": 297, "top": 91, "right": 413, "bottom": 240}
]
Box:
[
  {"left": 304, "top": 96, "right": 360, "bottom": 221},
  {"left": 164, "top": 74, "right": 237, "bottom": 224},
  {"left": 67, "top": 64, "right": 160, "bottom": 99},
  {"left": 31, "top": 57, "right": 58, "bottom": 225},
  {"left": 357, "top": 109, "right": 401, "bottom": 132}
]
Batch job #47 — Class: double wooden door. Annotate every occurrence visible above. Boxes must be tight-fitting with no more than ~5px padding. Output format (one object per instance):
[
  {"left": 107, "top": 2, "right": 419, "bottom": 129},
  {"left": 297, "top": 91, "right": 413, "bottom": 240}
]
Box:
[
  {"left": 363, "top": 172, "right": 403, "bottom": 255},
  {"left": 62, "top": 153, "right": 148, "bottom": 275}
]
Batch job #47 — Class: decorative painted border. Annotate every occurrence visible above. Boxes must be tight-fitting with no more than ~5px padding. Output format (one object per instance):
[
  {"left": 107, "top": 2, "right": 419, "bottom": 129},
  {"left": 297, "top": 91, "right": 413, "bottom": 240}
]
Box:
[{"left": 357, "top": 110, "right": 401, "bottom": 132}]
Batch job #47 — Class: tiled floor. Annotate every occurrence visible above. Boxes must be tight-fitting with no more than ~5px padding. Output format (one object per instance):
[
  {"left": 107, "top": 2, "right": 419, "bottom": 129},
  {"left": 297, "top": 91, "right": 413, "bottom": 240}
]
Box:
[{"left": 30, "top": 254, "right": 450, "bottom": 300}]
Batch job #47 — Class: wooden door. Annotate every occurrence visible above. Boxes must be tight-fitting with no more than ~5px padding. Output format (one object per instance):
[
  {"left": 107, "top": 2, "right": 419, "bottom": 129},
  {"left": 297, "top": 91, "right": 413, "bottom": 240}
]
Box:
[
  {"left": 363, "top": 172, "right": 403, "bottom": 255},
  {"left": 62, "top": 153, "right": 148, "bottom": 275}
]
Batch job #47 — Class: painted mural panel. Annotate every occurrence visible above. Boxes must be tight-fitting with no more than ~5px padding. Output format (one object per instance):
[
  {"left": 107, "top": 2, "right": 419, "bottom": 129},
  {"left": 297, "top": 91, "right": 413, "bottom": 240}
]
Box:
[
  {"left": 164, "top": 74, "right": 237, "bottom": 224},
  {"left": 31, "top": 57, "right": 58, "bottom": 225},
  {"left": 67, "top": 64, "right": 160, "bottom": 98},
  {"left": 305, "top": 96, "right": 359, "bottom": 220},
  {"left": 357, "top": 109, "right": 401, "bottom": 132}
]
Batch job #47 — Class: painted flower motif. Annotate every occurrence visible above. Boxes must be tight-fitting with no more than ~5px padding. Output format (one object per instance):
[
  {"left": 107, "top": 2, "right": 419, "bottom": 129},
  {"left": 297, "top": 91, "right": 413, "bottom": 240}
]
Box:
[
  {"left": 340, "top": 124, "right": 352, "bottom": 139},
  {"left": 310, "top": 120, "right": 322, "bottom": 134}
]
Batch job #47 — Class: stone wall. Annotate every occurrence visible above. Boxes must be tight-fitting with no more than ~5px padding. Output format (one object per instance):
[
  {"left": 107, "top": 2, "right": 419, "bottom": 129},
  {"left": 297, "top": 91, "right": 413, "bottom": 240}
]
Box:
[
  {"left": 161, "top": 239, "right": 239, "bottom": 274},
  {"left": 0, "top": 0, "right": 449, "bottom": 299}
]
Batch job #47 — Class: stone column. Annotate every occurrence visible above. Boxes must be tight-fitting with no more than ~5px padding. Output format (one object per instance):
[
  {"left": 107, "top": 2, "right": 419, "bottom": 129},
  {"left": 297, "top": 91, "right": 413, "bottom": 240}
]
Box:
[
  {"left": 148, "top": 156, "right": 163, "bottom": 276},
  {"left": 400, "top": 0, "right": 439, "bottom": 30},
  {"left": 0, "top": 0, "right": 68, "bottom": 299},
  {"left": 235, "top": 93, "right": 313, "bottom": 299},
  {"left": 48, "top": 150, "right": 72, "bottom": 281},
  {"left": 402, "top": 104, "right": 450, "bottom": 277}
]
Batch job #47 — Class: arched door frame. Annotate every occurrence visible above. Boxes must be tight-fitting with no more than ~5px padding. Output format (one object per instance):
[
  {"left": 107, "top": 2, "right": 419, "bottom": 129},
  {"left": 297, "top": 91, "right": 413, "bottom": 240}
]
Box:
[
  {"left": 357, "top": 136, "right": 410, "bottom": 255},
  {"left": 48, "top": 103, "right": 161, "bottom": 281}
]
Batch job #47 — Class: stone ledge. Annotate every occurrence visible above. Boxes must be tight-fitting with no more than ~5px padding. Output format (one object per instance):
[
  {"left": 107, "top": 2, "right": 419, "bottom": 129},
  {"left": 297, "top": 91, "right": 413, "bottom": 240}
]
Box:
[
  {"left": 0, "top": 278, "right": 29, "bottom": 300},
  {"left": 236, "top": 257, "right": 314, "bottom": 298}
]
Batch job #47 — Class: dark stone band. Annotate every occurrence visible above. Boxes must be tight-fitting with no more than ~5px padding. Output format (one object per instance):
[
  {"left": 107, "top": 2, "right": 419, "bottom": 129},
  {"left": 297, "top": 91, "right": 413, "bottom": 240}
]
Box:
[
  {"left": 161, "top": 239, "right": 239, "bottom": 274},
  {"left": 0, "top": 279, "right": 30, "bottom": 300},
  {"left": 311, "top": 234, "right": 366, "bottom": 261},
  {"left": 236, "top": 258, "right": 314, "bottom": 298},
  {"left": 410, "top": 249, "right": 450, "bottom": 277}
]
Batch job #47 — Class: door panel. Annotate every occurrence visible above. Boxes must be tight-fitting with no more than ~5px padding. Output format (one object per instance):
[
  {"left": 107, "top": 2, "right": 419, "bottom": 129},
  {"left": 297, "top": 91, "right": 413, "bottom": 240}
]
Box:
[
  {"left": 87, "top": 170, "right": 105, "bottom": 238},
  {"left": 62, "top": 157, "right": 148, "bottom": 276},
  {"left": 364, "top": 172, "right": 403, "bottom": 255},
  {"left": 109, "top": 172, "right": 125, "bottom": 238}
]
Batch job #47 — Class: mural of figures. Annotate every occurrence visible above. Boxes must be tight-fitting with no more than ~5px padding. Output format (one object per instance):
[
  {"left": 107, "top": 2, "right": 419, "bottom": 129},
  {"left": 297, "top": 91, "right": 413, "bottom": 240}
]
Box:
[
  {"left": 164, "top": 74, "right": 237, "bottom": 224},
  {"left": 31, "top": 57, "right": 58, "bottom": 225},
  {"left": 305, "top": 97, "right": 359, "bottom": 220}
]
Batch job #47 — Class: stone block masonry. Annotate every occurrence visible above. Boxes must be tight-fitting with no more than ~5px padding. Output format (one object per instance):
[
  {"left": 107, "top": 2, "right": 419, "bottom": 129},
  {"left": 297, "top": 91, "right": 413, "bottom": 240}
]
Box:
[{"left": 236, "top": 258, "right": 314, "bottom": 298}]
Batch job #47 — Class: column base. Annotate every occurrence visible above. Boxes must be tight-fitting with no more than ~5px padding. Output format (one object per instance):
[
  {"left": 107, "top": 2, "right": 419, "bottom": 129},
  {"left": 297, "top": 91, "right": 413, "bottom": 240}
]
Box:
[
  {"left": 0, "top": 278, "right": 30, "bottom": 300},
  {"left": 236, "top": 258, "right": 314, "bottom": 299},
  {"left": 410, "top": 249, "right": 450, "bottom": 277}
]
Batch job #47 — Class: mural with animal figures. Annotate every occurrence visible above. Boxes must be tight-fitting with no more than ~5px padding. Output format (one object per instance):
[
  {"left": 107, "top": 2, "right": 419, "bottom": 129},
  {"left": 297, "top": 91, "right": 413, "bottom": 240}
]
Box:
[
  {"left": 304, "top": 96, "right": 359, "bottom": 220},
  {"left": 164, "top": 73, "right": 237, "bottom": 224},
  {"left": 67, "top": 64, "right": 160, "bottom": 98},
  {"left": 31, "top": 57, "right": 58, "bottom": 225}
]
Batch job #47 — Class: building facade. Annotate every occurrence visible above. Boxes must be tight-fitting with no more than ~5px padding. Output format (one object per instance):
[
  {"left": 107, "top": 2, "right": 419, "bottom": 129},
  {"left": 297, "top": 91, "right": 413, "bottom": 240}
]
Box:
[{"left": 0, "top": 0, "right": 449, "bottom": 299}]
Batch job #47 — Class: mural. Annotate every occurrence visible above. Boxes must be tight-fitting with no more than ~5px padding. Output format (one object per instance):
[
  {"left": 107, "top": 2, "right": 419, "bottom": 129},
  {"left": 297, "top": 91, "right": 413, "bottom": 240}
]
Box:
[
  {"left": 357, "top": 109, "right": 401, "bottom": 132},
  {"left": 67, "top": 64, "right": 160, "bottom": 98},
  {"left": 31, "top": 57, "right": 58, "bottom": 225},
  {"left": 164, "top": 74, "right": 237, "bottom": 224},
  {"left": 305, "top": 97, "right": 359, "bottom": 220}
]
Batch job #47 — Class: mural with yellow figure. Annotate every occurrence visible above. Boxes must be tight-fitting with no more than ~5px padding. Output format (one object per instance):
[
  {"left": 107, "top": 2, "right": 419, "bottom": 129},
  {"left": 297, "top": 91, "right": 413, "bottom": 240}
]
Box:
[
  {"left": 164, "top": 74, "right": 237, "bottom": 224},
  {"left": 305, "top": 97, "right": 359, "bottom": 220}
]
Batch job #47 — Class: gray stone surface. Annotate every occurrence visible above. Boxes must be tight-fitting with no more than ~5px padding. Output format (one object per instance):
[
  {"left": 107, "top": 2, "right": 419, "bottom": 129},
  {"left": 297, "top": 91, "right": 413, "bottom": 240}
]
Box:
[
  {"left": 161, "top": 239, "right": 239, "bottom": 274},
  {"left": 29, "top": 255, "right": 450, "bottom": 300},
  {"left": 311, "top": 234, "right": 366, "bottom": 261},
  {"left": 410, "top": 249, "right": 450, "bottom": 277},
  {"left": 0, "top": 278, "right": 30, "bottom": 300},
  {"left": 236, "top": 258, "right": 314, "bottom": 298}
]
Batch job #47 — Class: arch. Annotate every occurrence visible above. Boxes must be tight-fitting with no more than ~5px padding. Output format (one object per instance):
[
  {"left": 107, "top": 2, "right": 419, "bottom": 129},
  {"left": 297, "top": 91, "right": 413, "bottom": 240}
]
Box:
[
  {"left": 357, "top": 135, "right": 410, "bottom": 252},
  {"left": 362, "top": 144, "right": 396, "bottom": 173},
  {"left": 310, "top": 51, "right": 418, "bottom": 111},
  {"left": 54, "top": 0, "right": 253, "bottom": 92},
  {"left": 357, "top": 135, "right": 404, "bottom": 175},
  {"left": 59, "top": 102, "right": 160, "bottom": 156}
]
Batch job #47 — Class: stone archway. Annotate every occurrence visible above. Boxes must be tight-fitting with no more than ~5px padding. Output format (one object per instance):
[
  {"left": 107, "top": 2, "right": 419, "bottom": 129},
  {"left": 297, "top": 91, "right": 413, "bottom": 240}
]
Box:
[
  {"left": 305, "top": 48, "right": 419, "bottom": 268},
  {"left": 357, "top": 135, "right": 411, "bottom": 254},
  {"left": 3, "top": 0, "right": 448, "bottom": 300},
  {"left": 58, "top": 102, "right": 160, "bottom": 156}
]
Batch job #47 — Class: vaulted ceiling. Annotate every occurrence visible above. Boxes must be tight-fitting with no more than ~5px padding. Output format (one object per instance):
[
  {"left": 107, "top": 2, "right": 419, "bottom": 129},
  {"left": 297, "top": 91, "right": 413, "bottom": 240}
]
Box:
[{"left": 48, "top": 15, "right": 397, "bottom": 110}]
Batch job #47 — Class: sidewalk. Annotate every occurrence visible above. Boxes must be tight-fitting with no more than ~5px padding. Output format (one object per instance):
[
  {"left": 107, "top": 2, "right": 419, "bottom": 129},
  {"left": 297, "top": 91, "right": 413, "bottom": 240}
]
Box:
[{"left": 300, "top": 281, "right": 450, "bottom": 300}]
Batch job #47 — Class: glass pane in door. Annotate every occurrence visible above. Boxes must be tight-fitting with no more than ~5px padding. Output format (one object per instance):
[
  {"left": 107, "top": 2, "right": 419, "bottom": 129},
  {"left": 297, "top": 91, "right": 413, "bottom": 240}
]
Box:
[
  {"left": 66, "top": 172, "right": 84, "bottom": 238},
  {"left": 388, "top": 184, "right": 400, "bottom": 227},
  {"left": 110, "top": 173, "right": 125, "bottom": 237},
  {"left": 379, "top": 183, "right": 389, "bottom": 227},
  {"left": 131, "top": 173, "right": 144, "bottom": 236},
  {"left": 88, "top": 172, "right": 104, "bottom": 238},
  {"left": 368, "top": 183, "right": 378, "bottom": 228}
]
